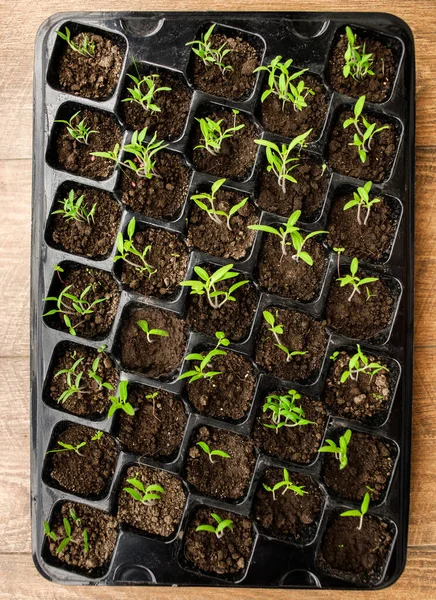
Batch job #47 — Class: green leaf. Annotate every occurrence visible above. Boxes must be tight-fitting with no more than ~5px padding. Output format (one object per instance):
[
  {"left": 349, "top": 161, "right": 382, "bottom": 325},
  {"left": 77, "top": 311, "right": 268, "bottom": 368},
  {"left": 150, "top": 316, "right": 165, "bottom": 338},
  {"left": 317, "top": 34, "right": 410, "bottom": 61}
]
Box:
[
  {"left": 197, "top": 441, "right": 211, "bottom": 454},
  {"left": 196, "top": 524, "right": 217, "bottom": 534},
  {"left": 340, "top": 509, "right": 362, "bottom": 517},
  {"left": 354, "top": 95, "right": 365, "bottom": 117},
  {"left": 263, "top": 310, "right": 275, "bottom": 327},
  {"left": 127, "top": 217, "right": 136, "bottom": 240}
]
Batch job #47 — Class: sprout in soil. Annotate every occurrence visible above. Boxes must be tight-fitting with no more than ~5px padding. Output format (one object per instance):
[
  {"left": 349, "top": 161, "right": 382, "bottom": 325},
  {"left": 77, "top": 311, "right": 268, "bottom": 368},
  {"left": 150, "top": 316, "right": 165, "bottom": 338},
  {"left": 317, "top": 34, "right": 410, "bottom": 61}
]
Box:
[
  {"left": 318, "top": 429, "right": 352, "bottom": 470},
  {"left": 262, "top": 310, "right": 308, "bottom": 363},
  {"left": 254, "top": 129, "right": 312, "bottom": 193},
  {"left": 249, "top": 210, "right": 327, "bottom": 264},
  {"left": 55, "top": 111, "right": 98, "bottom": 145},
  {"left": 340, "top": 344, "right": 388, "bottom": 383},
  {"left": 343, "top": 181, "right": 381, "bottom": 225},
  {"left": 180, "top": 263, "right": 249, "bottom": 309},
  {"left": 123, "top": 476, "right": 165, "bottom": 504},
  {"left": 330, "top": 350, "right": 340, "bottom": 361},
  {"left": 44, "top": 511, "right": 88, "bottom": 555},
  {"left": 91, "top": 127, "right": 168, "bottom": 179},
  {"left": 343, "top": 27, "right": 375, "bottom": 81},
  {"left": 137, "top": 319, "right": 169, "bottom": 342},
  {"left": 56, "top": 27, "right": 96, "bottom": 57},
  {"left": 333, "top": 247, "right": 345, "bottom": 277},
  {"left": 340, "top": 487, "right": 373, "bottom": 530},
  {"left": 178, "top": 331, "right": 230, "bottom": 383},
  {"left": 52, "top": 189, "right": 97, "bottom": 224},
  {"left": 186, "top": 24, "right": 234, "bottom": 75},
  {"left": 146, "top": 391, "right": 160, "bottom": 419},
  {"left": 196, "top": 513, "right": 234, "bottom": 538},
  {"left": 197, "top": 441, "right": 230, "bottom": 463},
  {"left": 263, "top": 468, "right": 308, "bottom": 500},
  {"left": 91, "top": 430, "right": 104, "bottom": 441},
  {"left": 195, "top": 109, "right": 244, "bottom": 156},
  {"left": 108, "top": 380, "right": 135, "bottom": 418},
  {"left": 122, "top": 60, "right": 171, "bottom": 113},
  {"left": 262, "top": 389, "right": 315, "bottom": 432},
  {"left": 343, "top": 96, "right": 389, "bottom": 163},
  {"left": 336, "top": 257, "right": 379, "bottom": 301},
  {"left": 114, "top": 217, "right": 156, "bottom": 277},
  {"left": 54, "top": 354, "right": 114, "bottom": 404},
  {"left": 366, "top": 286, "right": 377, "bottom": 301},
  {"left": 254, "top": 55, "right": 315, "bottom": 111},
  {"left": 190, "top": 178, "right": 248, "bottom": 230},
  {"left": 46, "top": 440, "right": 87, "bottom": 456}
]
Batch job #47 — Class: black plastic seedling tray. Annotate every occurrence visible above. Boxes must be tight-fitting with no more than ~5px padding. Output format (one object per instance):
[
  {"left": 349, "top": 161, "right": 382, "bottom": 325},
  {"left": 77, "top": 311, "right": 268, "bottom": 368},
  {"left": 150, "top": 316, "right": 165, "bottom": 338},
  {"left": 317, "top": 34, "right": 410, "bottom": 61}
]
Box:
[{"left": 31, "top": 11, "right": 415, "bottom": 589}]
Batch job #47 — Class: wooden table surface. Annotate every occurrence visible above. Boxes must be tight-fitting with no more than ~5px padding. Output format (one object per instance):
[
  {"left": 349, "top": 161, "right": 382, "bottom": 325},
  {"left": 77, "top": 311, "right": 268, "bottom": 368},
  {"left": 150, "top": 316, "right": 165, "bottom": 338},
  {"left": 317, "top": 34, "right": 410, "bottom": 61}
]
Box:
[{"left": 1, "top": 1, "right": 435, "bottom": 598}]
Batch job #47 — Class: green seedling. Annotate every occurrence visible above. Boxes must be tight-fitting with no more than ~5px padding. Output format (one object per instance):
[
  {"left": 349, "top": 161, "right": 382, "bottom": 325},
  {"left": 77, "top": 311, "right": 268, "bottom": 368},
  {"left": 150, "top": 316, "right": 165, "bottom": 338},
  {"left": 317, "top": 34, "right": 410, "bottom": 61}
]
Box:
[
  {"left": 366, "top": 286, "right": 377, "bottom": 301},
  {"left": 114, "top": 217, "right": 156, "bottom": 276},
  {"left": 56, "top": 27, "right": 95, "bottom": 57},
  {"left": 122, "top": 70, "right": 171, "bottom": 112},
  {"left": 137, "top": 319, "right": 168, "bottom": 342},
  {"left": 318, "top": 429, "right": 352, "bottom": 470},
  {"left": 254, "top": 56, "right": 315, "bottom": 111},
  {"left": 330, "top": 351, "right": 340, "bottom": 361},
  {"left": 190, "top": 178, "right": 248, "bottom": 230},
  {"left": 146, "top": 391, "right": 160, "bottom": 419},
  {"left": 46, "top": 440, "right": 87, "bottom": 456},
  {"left": 55, "top": 111, "right": 98, "bottom": 145},
  {"left": 263, "top": 468, "right": 308, "bottom": 500},
  {"left": 340, "top": 489, "right": 372, "bottom": 530},
  {"left": 262, "top": 310, "right": 308, "bottom": 363},
  {"left": 186, "top": 24, "right": 233, "bottom": 74},
  {"left": 56, "top": 518, "right": 73, "bottom": 554},
  {"left": 180, "top": 263, "right": 249, "bottom": 309},
  {"left": 52, "top": 189, "right": 96, "bottom": 224},
  {"left": 336, "top": 257, "right": 379, "bottom": 302},
  {"left": 178, "top": 331, "right": 230, "bottom": 383},
  {"left": 43, "top": 521, "right": 57, "bottom": 542},
  {"left": 263, "top": 389, "right": 315, "bottom": 432},
  {"left": 343, "top": 181, "right": 381, "bottom": 225},
  {"left": 343, "top": 27, "right": 375, "bottom": 81},
  {"left": 197, "top": 441, "right": 230, "bottom": 463},
  {"left": 123, "top": 476, "right": 165, "bottom": 504},
  {"left": 108, "top": 380, "right": 135, "bottom": 418},
  {"left": 44, "top": 513, "right": 88, "bottom": 554},
  {"left": 195, "top": 109, "right": 244, "bottom": 156},
  {"left": 343, "top": 96, "right": 389, "bottom": 163},
  {"left": 54, "top": 354, "right": 114, "bottom": 404},
  {"left": 196, "top": 513, "right": 234, "bottom": 538},
  {"left": 91, "top": 430, "right": 104, "bottom": 441},
  {"left": 340, "top": 344, "right": 388, "bottom": 383},
  {"left": 254, "top": 129, "right": 311, "bottom": 193},
  {"left": 333, "top": 247, "right": 345, "bottom": 277}
]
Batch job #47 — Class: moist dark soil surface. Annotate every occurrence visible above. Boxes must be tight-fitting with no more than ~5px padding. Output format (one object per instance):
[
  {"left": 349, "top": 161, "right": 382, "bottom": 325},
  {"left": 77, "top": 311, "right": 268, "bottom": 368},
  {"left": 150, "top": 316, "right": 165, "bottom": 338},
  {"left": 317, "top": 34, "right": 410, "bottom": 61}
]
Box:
[
  {"left": 50, "top": 186, "right": 121, "bottom": 258},
  {"left": 317, "top": 514, "right": 394, "bottom": 584},
  {"left": 254, "top": 467, "right": 324, "bottom": 541},
  {"left": 328, "top": 110, "right": 396, "bottom": 183},
  {"left": 119, "top": 306, "right": 188, "bottom": 379},
  {"left": 258, "top": 74, "right": 328, "bottom": 141},
  {"left": 325, "top": 351, "right": 392, "bottom": 424},
  {"left": 54, "top": 109, "right": 122, "bottom": 180},
  {"left": 119, "top": 227, "right": 189, "bottom": 298},
  {"left": 327, "top": 193, "right": 397, "bottom": 262},
  {"left": 255, "top": 235, "right": 327, "bottom": 301},
  {"left": 328, "top": 32, "right": 397, "bottom": 103},
  {"left": 255, "top": 307, "right": 328, "bottom": 382},
  {"left": 47, "top": 502, "right": 118, "bottom": 573},
  {"left": 256, "top": 155, "right": 328, "bottom": 221},
  {"left": 186, "top": 272, "right": 258, "bottom": 343},
  {"left": 187, "top": 189, "right": 258, "bottom": 260},
  {"left": 117, "top": 465, "right": 186, "bottom": 538},
  {"left": 326, "top": 273, "right": 395, "bottom": 341},
  {"left": 184, "top": 507, "right": 254, "bottom": 576},
  {"left": 48, "top": 344, "right": 118, "bottom": 417},
  {"left": 185, "top": 350, "right": 256, "bottom": 421},
  {"left": 185, "top": 426, "right": 255, "bottom": 501},
  {"left": 253, "top": 392, "right": 327, "bottom": 464},
  {"left": 322, "top": 431, "right": 395, "bottom": 502},
  {"left": 190, "top": 32, "right": 260, "bottom": 100},
  {"left": 120, "top": 68, "right": 191, "bottom": 140},
  {"left": 47, "top": 425, "right": 117, "bottom": 497},
  {"left": 116, "top": 383, "right": 186, "bottom": 458},
  {"left": 56, "top": 32, "right": 124, "bottom": 99},
  {"left": 118, "top": 151, "right": 190, "bottom": 219},
  {"left": 192, "top": 109, "right": 258, "bottom": 180},
  {"left": 46, "top": 265, "right": 120, "bottom": 339}
]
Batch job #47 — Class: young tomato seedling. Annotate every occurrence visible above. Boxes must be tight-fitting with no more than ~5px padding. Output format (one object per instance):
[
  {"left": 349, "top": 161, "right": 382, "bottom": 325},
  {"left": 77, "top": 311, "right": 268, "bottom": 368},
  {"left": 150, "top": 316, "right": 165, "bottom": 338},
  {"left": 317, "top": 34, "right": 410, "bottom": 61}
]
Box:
[
  {"left": 52, "top": 189, "right": 96, "bottom": 224},
  {"left": 195, "top": 109, "right": 244, "bottom": 156},
  {"left": 263, "top": 389, "right": 315, "bottom": 432},
  {"left": 336, "top": 257, "right": 379, "bottom": 302},
  {"left": 343, "top": 27, "right": 375, "bottom": 81},
  {"left": 122, "top": 63, "right": 171, "bottom": 113},
  {"left": 108, "top": 380, "right": 135, "bottom": 417},
  {"left": 343, "top": 96, "right": 389, "bottom": 163},
  {"left": 123, "top": 476, "right": 165, "bottom": 504},
  {"left": 333, "top": 247, "right": 345, "bottom": 278},
  {"left": 196, "top": 513, "right": 234, "bottom": 538},
  {"left": 318, "top": 429, "right": 352, "bottom": 470},
  {"left": 178, "top": 331, "right": 230, "bottom": 383},
  {"left": 340, "top": 344, "right": 388, "bottom": 383},
  {"left": 46, "top": 440, "right": 87, "bottom": 456},
  {"left": 180, "top": 263, "right": 249, "bottom": 309},
  {"left": 137, "top": 319, "right": 168, "bottom": 343},
  {"left": 56, "top": 27, "right": 96, "bottom": 57},
  {"left": 263, "top": 468, "right": 307, "bottom": 500},
  {"left": 55, "top": 111, "right": 98, "bottom": 145},
  {"left": 54, "top": 353, "right": 114, "bottom": 404},
  {"left": 262, "top": 310, "right": 308, "bottom": 363},
  {"left": 343, "top": 181, "right": 381, "bottom": 225},
  {"left": 114, "top": 217, "right": 156, "bottom": 277},
  {"left": 44, "top": 510, "right": 88, "bottom": 554},
  {"left": 340, "top": 488, "right": 372, "bottom": 530},
  {"left": 190, "top": 178, "right": 248, "bottom": 231},
  {"left": 186, "top": 24, "right": 233, "bottom": 75},
  {"left": 197, "top": 441, "right": 230, "bottom": 463}
]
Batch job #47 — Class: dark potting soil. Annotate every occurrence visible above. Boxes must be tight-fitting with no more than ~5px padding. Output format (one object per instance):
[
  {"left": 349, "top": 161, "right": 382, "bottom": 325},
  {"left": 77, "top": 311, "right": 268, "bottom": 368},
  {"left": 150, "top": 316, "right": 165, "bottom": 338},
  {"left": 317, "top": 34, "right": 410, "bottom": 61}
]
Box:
[
  {"left": 253, "top": 391, "right": 327, "bottom": 464},
  {"left": 324, "top": 351, "right": 392, "bottom": 424},
  {"left": 46, "top": 501, "right": 118, "bottom": 573},
  {"left": 254, "top": 467, "right": 324, "bottom": 541},
  {"left": 328, "top": 32, "right": 397, "bottom": 103},
  {"left": 258, "top": 73, "right": 328, "bottom": 141},
  {"left": 184, "top": 507, "right": 254, "bottom": 576},
  {"left": 117, "top": 465, "right": 186, "bottom": 538},
  {"left": 116, "top": 383, "right": 187, "bottom": 458},
  {"left": 256, "top": 155, "right": 329, "bottom": 221},
  {"left": 317, "top": 513, "right": 394, "bottom": 584},
  {"left": 326, "top": 272, "right": 395, "bottom": 341},
  {"left": 192, "top": 109, "right": 258, "bottom": 180},
  {"left": 55, "top": 32, "right": 124, "bottom": 99},
  {"left": 119, "top": 227, "right": 189, "bottom": 298},
  {"left": 190, "top": 32, "right": 259, "bottom": 100},
  {"left": 45, "top": 265, "right": 120, "bottom": 339},
  {"left": 54, "top": 109, "right": 122, "bottom": 180},
  {"left": 255, "top": 307, "right": 328, "bottom": 382},
  {"left": 48, "top": 344, "right": 118, "bottom": 417},
  {"left": 327, "top": 110, "right": 396, "bottom": 183},
  {"left": 50, "top": 186, "right": 121, "bottom": 259},
  {"left": 185, "top": 426, "right": 255, "bottom": 501},
  {"left": 187, "top": 189, "right": 258, "bottom": 260},
  {"left": 120, "top": 68, "right": 191, "bottom": 140},
  {"left": 327, "top": 193, "right": 397, "bottom": 262},
  {"left": 255, "top": 234, "right": 327, "bottom": 302},
  {"left": 322, "top": 431, "right": 395, "bottom": 502},
  {"left": 118, "top": 151, "right": 190, "bottom": 219},
  {"left": 119, "top": 306, "right": 188, "bottom": 378},
  {"left": 185, "top": 350, "right": 256, "bottom": 421},
  {"left": 47, "top": 425, "right": 117, "bottom": 497}
]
